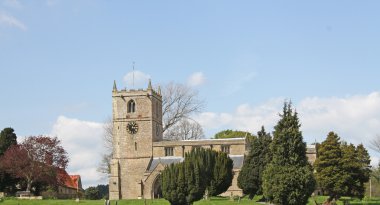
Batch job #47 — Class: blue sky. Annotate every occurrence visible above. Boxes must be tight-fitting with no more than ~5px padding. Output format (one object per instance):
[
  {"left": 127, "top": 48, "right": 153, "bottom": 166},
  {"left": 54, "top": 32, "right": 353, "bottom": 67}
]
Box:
[{"left": 1, "top": 0, "right": 380, "bottom": 187}]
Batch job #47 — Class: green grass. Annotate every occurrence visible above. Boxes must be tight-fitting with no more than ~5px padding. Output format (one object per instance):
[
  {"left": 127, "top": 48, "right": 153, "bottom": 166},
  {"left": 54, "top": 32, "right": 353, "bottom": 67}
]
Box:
[{"left": 1, "top": 196, "right": 380, "bottom": 205}]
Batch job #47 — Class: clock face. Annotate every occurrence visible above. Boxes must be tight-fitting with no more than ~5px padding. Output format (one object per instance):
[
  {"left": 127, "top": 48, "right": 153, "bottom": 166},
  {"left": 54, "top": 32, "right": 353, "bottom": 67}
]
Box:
[{"left": 127, "top": 121, "right": 139, "bottom": 134}]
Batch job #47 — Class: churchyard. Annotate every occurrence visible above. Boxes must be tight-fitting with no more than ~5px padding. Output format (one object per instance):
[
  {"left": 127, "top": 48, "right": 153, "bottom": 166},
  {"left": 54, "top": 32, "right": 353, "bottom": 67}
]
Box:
[{"left": 1, "top": 196, "right": 380, "bottom": 205}]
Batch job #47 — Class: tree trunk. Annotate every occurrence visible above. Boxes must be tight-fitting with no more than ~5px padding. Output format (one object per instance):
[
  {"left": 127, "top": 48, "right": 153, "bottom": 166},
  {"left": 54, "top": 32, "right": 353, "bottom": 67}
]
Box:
[{"left": 26, "top": 179, "right": 32, "bottom": 192}]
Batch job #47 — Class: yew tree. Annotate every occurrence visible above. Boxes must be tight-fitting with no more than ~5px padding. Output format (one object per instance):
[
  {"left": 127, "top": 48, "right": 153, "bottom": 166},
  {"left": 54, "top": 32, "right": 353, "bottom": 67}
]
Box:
[
  {"left": 238, "top": 126, "right": 272, "bottom": 199},
  {"left": 0, "top": 135, "right": 68, "bottom": 192},
  {"left": 262, "top": 102, "right": 315, "bottom": 205}
]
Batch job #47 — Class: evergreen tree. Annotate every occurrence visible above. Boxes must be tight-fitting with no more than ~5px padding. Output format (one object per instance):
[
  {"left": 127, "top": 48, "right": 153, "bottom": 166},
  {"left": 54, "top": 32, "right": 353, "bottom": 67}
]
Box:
[
  {"left": 314, "top": 132, "right": 371, "bottom": 201},
  {"left": 262, "top": 102, "right": 315, "bottom": 205},
  {"left": 0, "top": 127, "right": 18, "bottom": 193},
  {"left": 208, "top": 151, "right": 233, "bottom": 196},
  {"left": 161, "top": 148, "right": 233, "bottom": 204},
  {"left": 314, "top": 132, "right": 346, "bottom": 200},
  {"left": 238, "top": 126, "right": 272, "bottom": 199},
  {"left": 0, "top": 127, "right": 17, "bottom": 155},
  {"left": 356, "top": 144, "right": 371, "bottom": 191}
]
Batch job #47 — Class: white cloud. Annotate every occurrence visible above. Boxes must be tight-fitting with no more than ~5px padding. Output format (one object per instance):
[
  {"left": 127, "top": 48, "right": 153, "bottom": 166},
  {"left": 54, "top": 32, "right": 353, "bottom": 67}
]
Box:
[
  {"left": 0, "top": 11, "right": 26, "bottom": 30},
  {"left": 123, "top": 70, "right": 151, "bottom": 89},
  {"left": 196, "top": 92, "right": 380, "bottom": 163},
  {"left": 187, "top": 72, "right": 206, "bottom": 87},
  {"left": 50, "top": 116, "right": 106, "bottom": 188}
]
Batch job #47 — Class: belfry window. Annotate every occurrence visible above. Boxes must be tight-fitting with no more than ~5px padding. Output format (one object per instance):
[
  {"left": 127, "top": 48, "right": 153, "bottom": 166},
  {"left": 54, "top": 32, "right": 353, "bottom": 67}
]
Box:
[{"left": 127, "top": 100, "right": 136, "bottom": 113}]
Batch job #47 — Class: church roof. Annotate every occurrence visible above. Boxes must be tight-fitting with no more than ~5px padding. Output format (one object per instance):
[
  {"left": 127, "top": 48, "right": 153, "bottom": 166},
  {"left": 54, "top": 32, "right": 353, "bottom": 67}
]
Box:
[
  {"left": 147, "top": 156, "right": 184, "bottom": 172},
  {"left": 146, "top": 155, "right": 244, "bottom": 172}
]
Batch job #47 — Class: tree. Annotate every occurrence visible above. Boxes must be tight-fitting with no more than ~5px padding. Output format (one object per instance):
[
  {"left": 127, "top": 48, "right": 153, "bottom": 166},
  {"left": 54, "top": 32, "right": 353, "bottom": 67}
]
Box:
[
  {"left": 164, "top": 119, "right": 205, "bottom": 140},
  {"left": 314, "top": 132, "right": 371, "bottom": 201},
  {"left": 208, "top": 150, "right": 233, "bottom": 196},
  {"left": 262, "top": 102, "right": 315, "bottom": 205},
  {"left": 98, "top": 118, "right": 113, "bottom": 175},
  {"left": 0, "top": 136, "right": 68, "bottom": 192},
  {"left": 162, "top": 82, "right": 204, "bottom": 137},
  {"left": 214, "top": 129, "right": 254, "bottom": 139},
  {"left": 85, "top": 186, "right": 101, "bottom": 200},
  {"left": 0, "top": 127, "right": 18, "bottom": 193},
  {"left": 238, "top": 126, "right": 272, "bottom": 199},
  {"left": 0, "top": 127, "right": 17, "bottom": 155},
  {"left": 314, "top": 132, "right": 345, "bottom": 201},
  {"left": 161, "top": 148, "right": 233, "bottom": 205}
]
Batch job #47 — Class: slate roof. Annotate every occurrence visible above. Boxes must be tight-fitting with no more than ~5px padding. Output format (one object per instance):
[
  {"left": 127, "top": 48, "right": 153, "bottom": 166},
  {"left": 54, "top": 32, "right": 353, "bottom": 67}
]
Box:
[
  {"left": 146, "top": 155, "right": 244, "bottom": 172},
  {"left": 147, "top": 157, "right": 184, "bottom": 172}
]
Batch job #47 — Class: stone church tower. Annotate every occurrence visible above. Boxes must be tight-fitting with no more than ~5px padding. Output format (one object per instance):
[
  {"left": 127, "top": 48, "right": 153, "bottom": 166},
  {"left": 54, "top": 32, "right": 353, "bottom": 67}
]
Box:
[{"left": 109, "top": 80, "right": 162, "bottom": 200}]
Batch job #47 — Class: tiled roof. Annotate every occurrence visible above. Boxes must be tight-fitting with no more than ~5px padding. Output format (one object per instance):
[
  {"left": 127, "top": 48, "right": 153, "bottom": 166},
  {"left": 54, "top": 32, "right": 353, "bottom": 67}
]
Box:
[{"left": 57, "top": 169, "right": 81, "bottom": 190}]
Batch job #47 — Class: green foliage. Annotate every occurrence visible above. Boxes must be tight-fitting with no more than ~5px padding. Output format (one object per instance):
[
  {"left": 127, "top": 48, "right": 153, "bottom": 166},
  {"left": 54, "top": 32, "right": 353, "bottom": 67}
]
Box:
[
  {"left": 214, "top": 130, "right": 254, "bottom": 140},
  {"left": 0, "top": 127, "right": 18, "bottom": 193},
  {"left": 262, "top": 102, "right": 315, "bottom": 205},
  {"left": 161, "top": 148, "right": 233, "bottom": 205},
  {"left": 208, "top": 151, "right": 233, "bottom": 196},
  {"left": 0, "top": 128, "right": 17, "bottom": 156},
  {"left": 85, "top": 186, "right": 101, "bottom": 200},
  {"left": 314, "top": 132, "right": 371, "bottom": 200},
  {"left": 314, "top": 132, "right": 346, "bottom": 200},
  {"left": 96, "top": 184, "right": 109, "bottom": 199},
  {"left": 263, "top": 164, "right": 315, "bottom": 205},
  {"left": 237, "top": 126, "right": 272, "bottom": 199}
]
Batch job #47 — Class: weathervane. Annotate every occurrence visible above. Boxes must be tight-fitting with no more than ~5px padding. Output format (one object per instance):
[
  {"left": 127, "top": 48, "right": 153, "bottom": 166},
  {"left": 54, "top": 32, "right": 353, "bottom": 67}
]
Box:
[{"left": 132, "top": 61, "right": 135, "bottom": 89}]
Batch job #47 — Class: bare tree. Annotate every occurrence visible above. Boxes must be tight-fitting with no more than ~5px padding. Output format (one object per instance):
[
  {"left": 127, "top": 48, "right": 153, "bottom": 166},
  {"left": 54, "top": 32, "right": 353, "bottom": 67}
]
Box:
[
  {"left": 164, "top": 119, "right": 205, "bottom": 140},
  {"left": 369, "top": 134, "right": 380, "bottom": 154},
  {"left": 162, "top": 82, "right": 204, "bottom": 136},
  {"left": 97, "top": 118, "right": 113, "bottom": 175}
]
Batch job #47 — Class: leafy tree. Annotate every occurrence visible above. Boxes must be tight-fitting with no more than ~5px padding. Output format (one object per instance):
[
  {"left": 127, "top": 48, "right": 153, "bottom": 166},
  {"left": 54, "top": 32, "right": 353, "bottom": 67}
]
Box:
[
  {"left": 262, "top": 102, "right": 315, "bottom": 205},
  {"left": 96, "top": 184, "right": 109, "bottom": 199},
  {"left": 0, "top": 136, "right": 68, "bottom": 192},
  {"left": 161, "top": 148, "right": 233, "bottom": 204},
  {"left": 0, "top": 127, "right": 18, "bottom": 193},
  {"left": 85, "top": 186, "right": 101, "bottom": 200},
  {"left": 214, "top": 129, "right": 254, "bottom": 139},
  {"left": 238, "top": 126, "right": 272, "bottom": 199}
]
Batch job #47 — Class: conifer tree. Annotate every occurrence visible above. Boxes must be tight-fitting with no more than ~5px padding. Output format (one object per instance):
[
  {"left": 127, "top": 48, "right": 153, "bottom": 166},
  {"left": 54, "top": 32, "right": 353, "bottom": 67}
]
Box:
[
  {"left": 314, "top": 132, "right": 371, "bottom": 201},
  {"left": 161, "top": 148, "right": 233, "bottom": 204},
  {"left": 0, "top": 127, "right": 18, "bottom": 193},
  {"left": 262, "top": 102, "right": 315, "bottom": 205},
  {"left": 238, "top": 126, "right": 271, "bottom": 199}
]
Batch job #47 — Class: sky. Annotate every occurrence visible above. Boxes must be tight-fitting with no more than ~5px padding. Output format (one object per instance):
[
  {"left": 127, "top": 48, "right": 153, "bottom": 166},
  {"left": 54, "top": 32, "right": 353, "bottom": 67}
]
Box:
[{"left": 1, "top": 0, "right": 380, "bottom": 188}]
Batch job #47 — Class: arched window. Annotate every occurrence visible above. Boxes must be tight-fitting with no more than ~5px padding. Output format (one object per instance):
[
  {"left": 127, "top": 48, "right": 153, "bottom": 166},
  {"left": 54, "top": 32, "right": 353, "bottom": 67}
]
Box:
[{"left": 127, "top": 100, "right": 136, "bottom": 113}]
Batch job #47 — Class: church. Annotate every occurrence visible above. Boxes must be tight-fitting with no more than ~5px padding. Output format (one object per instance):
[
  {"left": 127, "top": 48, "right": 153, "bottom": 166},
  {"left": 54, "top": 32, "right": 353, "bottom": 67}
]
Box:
[{"left": 109, "top": 80, "right": 317, "bottom": 200}]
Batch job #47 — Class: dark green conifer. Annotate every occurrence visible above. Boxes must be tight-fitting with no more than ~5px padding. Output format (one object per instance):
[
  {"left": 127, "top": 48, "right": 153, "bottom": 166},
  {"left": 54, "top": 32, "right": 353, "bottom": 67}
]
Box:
[
  {"left": 262, "top": 102, "right": 315, "bottom": 205},
  {"left": 237, "top": 126, "right": 271, "bottom": 199}
]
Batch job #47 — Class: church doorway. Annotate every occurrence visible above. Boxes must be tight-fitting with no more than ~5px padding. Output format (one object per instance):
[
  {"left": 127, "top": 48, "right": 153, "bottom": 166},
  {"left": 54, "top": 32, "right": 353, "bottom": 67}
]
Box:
[{"left": 153, "top": 175, "right": 162, "bottom": 199}]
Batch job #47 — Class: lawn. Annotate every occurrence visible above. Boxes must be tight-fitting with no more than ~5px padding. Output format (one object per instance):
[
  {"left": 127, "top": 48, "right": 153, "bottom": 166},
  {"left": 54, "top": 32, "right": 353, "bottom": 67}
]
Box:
[{"left": 1, "top": 196, "right": 380, "bottom": 205}]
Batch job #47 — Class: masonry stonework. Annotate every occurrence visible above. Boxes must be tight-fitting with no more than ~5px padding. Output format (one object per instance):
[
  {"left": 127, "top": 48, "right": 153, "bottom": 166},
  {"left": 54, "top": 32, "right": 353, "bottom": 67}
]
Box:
[{"left": 109, "top": 80, "right": 317, "bottom": 200}]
